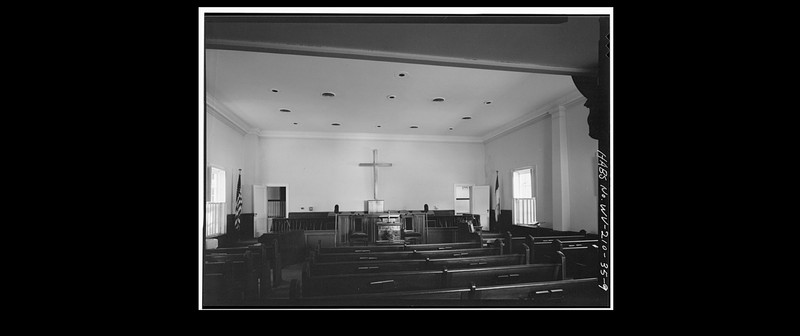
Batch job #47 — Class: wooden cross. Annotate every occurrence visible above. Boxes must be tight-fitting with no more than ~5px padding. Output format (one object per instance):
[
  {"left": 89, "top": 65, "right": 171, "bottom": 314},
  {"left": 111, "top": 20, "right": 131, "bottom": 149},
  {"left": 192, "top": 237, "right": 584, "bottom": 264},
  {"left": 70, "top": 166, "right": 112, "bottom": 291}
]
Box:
[{"left": 359, "top": 149, "right": 392, "bottom": 199}]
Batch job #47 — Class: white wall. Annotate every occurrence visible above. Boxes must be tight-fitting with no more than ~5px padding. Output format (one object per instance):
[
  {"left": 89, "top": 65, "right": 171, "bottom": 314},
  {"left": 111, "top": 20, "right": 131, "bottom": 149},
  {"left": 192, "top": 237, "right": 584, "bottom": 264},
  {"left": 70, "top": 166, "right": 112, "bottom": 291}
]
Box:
[
  {"left": 259, "top": 137, "right": 486, "bottom": 213},
  {"left": 565, "top": 101, "right": 598, "bottom": 233},
  {"left": 205, "top": 111, "right": 247, "bottom": 214},
  {"left": 207, "top": 94, "right": 597, "bottom": 233},
  {"left": 484, "top": 118, "right": 554, "bottom": 227},
  {"left": 483, "top": 97, "right": 598, "bottom": 233}
]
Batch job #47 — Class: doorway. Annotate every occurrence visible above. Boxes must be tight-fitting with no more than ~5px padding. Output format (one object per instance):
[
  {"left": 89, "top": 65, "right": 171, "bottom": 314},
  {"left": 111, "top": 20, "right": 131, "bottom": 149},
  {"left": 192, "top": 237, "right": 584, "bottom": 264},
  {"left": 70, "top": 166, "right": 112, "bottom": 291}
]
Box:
[{"left": 266, "top": 186, "right": 287, "bottom": 232}]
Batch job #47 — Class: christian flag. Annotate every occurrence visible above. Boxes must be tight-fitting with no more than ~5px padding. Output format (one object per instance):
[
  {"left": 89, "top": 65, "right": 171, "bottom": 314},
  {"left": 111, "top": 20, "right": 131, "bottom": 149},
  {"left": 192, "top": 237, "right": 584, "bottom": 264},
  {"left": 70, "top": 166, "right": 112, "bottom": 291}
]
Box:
[
  {"left": 494, "top": 171, "right": 500, "bottom": 222},
  {"left": 234, "top": 170, "right": 243, "bottom": 232}
]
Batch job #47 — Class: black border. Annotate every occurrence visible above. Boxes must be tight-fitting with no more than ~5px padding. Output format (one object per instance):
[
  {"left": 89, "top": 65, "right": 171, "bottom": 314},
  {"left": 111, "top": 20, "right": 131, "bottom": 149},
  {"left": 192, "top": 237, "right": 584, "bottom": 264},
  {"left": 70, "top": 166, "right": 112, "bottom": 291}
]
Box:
[{"left": 139, "top": 5, "right": 645, "bottom": 312}]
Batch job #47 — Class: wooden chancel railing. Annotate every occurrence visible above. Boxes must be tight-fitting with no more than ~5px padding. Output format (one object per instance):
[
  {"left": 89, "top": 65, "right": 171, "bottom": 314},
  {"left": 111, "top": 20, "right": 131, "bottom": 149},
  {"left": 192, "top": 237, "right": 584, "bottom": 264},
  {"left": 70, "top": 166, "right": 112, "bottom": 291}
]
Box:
[{"left": 271, "top": 213, "right": 335, "bottom": 233}]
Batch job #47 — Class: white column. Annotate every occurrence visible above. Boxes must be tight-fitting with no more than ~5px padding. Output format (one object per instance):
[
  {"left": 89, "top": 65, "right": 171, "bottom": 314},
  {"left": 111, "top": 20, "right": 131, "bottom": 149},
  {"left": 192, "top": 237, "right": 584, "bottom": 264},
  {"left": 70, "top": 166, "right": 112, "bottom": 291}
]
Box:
[{"left": 550, "top": 106, "right": 571, "bottom": 232}]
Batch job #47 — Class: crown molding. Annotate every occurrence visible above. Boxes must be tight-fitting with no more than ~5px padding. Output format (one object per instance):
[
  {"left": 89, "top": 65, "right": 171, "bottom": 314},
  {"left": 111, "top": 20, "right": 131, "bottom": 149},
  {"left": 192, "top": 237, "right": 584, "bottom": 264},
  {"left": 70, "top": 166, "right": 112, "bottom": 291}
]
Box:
[
  {"left": 259, "top": 130, "right": 484, "bottom": 143},
  {"left": 554, "top": 89, "right": 587, "bottom": 108},
  {"left": 205, "top": 94, "right": 259, "bottom": 135},
  {"left": 205, "top": 39, "right": 596, "bottom": 77},
  {"left": 481, "top": 89, "right": 587, "bottom": 143}
]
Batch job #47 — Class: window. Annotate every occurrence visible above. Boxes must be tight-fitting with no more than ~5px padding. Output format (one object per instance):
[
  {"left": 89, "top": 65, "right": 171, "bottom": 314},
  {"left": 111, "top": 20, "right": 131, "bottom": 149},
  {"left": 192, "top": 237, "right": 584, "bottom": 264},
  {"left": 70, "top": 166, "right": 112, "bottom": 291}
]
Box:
[
  {"left": 206, "top": 166, "right": 226, "bottom": 238},
  {"left": 512, "top": 167, "right": 537, "bottom": 225}
]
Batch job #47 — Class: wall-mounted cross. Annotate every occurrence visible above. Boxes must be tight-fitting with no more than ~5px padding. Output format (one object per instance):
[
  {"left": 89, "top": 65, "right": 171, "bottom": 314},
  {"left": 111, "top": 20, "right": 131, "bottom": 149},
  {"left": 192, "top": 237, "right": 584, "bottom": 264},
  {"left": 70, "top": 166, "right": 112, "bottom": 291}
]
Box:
[{"left": 358, "top": 149, "right": 392, "bottom": 200}]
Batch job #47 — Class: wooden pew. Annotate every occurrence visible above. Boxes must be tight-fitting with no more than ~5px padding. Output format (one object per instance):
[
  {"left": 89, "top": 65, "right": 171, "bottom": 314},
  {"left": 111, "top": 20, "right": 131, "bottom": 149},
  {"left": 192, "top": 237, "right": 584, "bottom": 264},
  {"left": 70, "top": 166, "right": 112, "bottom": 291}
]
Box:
[
  {"left": 555, "top": 239, "right": 600, "bottom": 279},
  {"left": 203, "top": 251, "right": 260, "bottom": 304},
  {"left": 484, "top": 232, "right": 586, "bottom": 256},
  {"left": 464, "top": 277, "right": 601, "bottom": 302},
  {"left": 297, "top": 278, "right": 606, "bottom": 307},
  {"left": 302, "top": 262, "right": 563, "bottom": 297},
  {"left": 257, "top": 235, "right": 284, "bottom": 286},
  {"left": 309, "top": 253, "right": 529, "bottom": 276},
  {"left": 204, "top": 243, "right": 273, "bottom": 297},
  {"left": 316, "top": 241, "right": 482, "bottom": 254},
  {"left": 312, "top": 245, "right": 502, "bottom": 263},
  {"left": 530, "top": 237, "right": 597, "bottom": 263},
  {"left": 259, "top": 230, "right": 306, "bottom": 267}
]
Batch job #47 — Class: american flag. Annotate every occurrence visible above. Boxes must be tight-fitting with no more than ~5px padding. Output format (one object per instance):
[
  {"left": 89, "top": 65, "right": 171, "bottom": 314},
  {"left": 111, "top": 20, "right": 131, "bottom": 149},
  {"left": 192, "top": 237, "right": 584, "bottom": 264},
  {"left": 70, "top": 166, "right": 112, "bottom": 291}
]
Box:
[
  {"left": 495, "top": 171, "right": 500, "bottom": 222},
  {"left": 234, "top": 171, "right": 242, "bottom": 232}
]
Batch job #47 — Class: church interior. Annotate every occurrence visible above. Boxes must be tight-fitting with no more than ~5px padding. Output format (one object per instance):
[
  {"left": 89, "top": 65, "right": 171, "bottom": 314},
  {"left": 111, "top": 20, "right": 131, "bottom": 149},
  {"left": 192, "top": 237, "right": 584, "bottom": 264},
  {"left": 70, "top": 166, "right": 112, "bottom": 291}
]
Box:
[{"left": 201, "top": 9, "right": 611, "bottom": 308}]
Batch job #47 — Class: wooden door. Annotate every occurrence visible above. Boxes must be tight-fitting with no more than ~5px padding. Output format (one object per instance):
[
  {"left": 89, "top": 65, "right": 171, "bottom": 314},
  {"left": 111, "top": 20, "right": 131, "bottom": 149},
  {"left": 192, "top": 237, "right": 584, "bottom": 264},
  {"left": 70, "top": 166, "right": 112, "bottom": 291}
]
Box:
[
  {"left": 471, "top": 185, "right": 490, "bottom": 231},
  {"left": 253, "top": 185, "right": 268, "bottom": 238}
]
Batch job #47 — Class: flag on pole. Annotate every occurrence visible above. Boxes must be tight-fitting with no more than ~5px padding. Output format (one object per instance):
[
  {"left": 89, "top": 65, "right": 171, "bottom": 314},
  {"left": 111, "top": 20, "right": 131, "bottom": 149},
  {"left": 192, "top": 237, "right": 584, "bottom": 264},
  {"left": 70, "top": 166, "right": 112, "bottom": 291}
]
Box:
[
  {"left": 234, "top": 170, "right": 243, "bottom": 232},
  {"left": 495, "top": 171, "right": 500, "bottom": 222}
]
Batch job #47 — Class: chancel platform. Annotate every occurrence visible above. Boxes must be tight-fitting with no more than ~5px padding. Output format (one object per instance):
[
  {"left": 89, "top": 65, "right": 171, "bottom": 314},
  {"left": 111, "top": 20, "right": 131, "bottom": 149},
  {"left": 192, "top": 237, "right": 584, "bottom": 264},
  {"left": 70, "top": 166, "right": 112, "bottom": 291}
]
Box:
[{"left": 335, "top": 211, "right": 429, "bottom": 246}]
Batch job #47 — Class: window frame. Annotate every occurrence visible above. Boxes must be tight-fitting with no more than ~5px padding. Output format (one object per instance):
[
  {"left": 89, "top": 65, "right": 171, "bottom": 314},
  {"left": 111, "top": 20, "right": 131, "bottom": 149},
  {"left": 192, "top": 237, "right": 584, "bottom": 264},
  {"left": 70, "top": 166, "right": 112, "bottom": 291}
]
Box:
[
  {"left": 205, "top": 165, "right": 227, "bottom": 238},
  {"left": 512, "top": 166, "right": 537, "bottom": 226}
]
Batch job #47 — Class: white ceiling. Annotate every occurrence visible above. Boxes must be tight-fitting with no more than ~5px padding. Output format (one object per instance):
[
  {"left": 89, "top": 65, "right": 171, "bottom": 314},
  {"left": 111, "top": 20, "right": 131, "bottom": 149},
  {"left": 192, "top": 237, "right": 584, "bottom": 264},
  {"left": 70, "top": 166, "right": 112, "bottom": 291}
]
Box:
[{"left": 204, "top": 13, "right": 602, "bottom": 140}]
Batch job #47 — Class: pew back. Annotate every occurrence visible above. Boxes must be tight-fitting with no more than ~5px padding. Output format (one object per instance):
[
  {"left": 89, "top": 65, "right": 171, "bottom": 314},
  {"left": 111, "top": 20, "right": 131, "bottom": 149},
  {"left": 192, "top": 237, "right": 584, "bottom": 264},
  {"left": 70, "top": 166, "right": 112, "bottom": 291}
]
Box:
[
  {"left": 465, "top": 277, "right": 605, "bottom": 306},
  {"left": 205, "top": 244, "right": 273, "bottom": 296},
  {"left": 313, "top": 246, "right": 501, "bottom": 263},
  {"left": 555, "top": 239, "right": 600, "bottom": 279},
  {"left": 300, "top": 278, "right": 605, "bottom": 307},
  {"left": 317, "top": 241, "right": 482, "bottom": 254},
  {"left": 203, "top": 251, "right": 260, "bottom": 304},
  {"left": 303, "top": 263, "right": 562, "bottom": 297},
  {"left": 310, "top": 253, "right": 528, "bottom": 276}
]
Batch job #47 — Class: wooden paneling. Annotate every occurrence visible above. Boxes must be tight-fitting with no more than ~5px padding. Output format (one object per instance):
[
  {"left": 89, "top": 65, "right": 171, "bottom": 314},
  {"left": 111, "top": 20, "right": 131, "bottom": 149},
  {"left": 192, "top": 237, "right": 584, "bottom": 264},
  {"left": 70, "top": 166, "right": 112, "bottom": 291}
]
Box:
[
  {"left": 226, "top": 213, "right": 256, "bottom": 241},
  {"left": 427, "top": 227, "right": 458, "bottom": 243},
  {"left": 306, "top": 230, "right": 336, "bottom": 249}
]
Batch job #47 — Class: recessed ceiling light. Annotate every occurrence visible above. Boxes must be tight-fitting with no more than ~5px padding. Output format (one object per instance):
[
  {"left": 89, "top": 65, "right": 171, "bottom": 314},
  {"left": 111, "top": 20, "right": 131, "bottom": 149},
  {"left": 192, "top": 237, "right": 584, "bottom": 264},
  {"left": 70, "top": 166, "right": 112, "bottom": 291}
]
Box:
[
  {"left": 279, "top": 108, "right": 291, "bottom": 113},
  {"left": 331, "top": 122, "right": 341, "bottom": 126},
  {"left": 322, "top": 92, "right": 336, "bottom": 97},
  {"left": 396, "top": 72, "right": 409, "bottom": 78},
  {"left": 409, "top": 125, "right": 419, "bottom": 129},
  {"left": 432, "top": 97, "right": 445, "bottom": 102},
  {"left": 387, "top": 95, "right": 396, "bottom": 99},
  {"left": 462, "top": 116, "right": 472, "bottom": 120}
]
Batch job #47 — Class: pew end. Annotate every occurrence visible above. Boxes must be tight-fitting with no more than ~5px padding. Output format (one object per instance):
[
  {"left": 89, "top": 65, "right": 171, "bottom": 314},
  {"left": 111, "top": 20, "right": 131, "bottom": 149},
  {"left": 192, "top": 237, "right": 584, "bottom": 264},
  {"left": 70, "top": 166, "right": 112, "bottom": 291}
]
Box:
[
  {"left": 504, "top": 231, "right": 513, "bottom": 254},
  {"left": 555, "top": 251, "right": 566, "bottom": 280},
  {"left": 521, "top": 243, "right": 531, "bottom": 264}
]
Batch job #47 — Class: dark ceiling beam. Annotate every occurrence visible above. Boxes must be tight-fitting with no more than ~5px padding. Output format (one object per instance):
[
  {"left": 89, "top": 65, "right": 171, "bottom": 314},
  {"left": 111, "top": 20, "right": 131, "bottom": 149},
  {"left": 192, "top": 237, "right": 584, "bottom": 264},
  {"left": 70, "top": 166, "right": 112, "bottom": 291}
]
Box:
[
  {"left": 205, "top": 39, "right": 596, "bottom": 77},
  {"left": 204, "top": 14, "right": 569, "bottom": 25}
]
